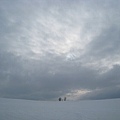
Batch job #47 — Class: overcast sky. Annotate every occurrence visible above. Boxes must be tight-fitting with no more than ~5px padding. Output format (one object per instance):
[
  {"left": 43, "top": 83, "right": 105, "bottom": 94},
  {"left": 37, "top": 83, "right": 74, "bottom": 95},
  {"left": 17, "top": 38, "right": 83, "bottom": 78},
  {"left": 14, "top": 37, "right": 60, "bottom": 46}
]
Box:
[{"left": 0, "top": 0, "right": 120, "bottom": 101}]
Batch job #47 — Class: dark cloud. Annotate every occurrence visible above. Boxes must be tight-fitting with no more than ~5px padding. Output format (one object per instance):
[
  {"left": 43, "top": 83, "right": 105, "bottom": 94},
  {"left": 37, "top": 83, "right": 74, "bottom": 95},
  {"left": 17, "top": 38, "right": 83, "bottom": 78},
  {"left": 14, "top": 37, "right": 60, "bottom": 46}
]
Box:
[
  {"left": 0, "top": 0, "right": 120, "bottom": 100},
  {"left": 79, "top": 65, "right": 120, "bottom": 100},
  {"left": 87, "top": 25, "right": 120, "bottom": 57},
  {"left": 80, "top": 87, "right": 120, "bottom": 100}
]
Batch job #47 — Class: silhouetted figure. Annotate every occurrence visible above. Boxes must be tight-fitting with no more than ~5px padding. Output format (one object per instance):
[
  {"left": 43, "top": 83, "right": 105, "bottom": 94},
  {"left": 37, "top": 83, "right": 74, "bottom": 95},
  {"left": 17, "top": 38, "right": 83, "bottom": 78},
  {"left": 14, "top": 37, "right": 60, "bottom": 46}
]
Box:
[
  {"left": 59, "top": 97, "right": 62, "bottom": 101},
  {"left": 64, "top": 97, "right": 66, "bottom": 101}
]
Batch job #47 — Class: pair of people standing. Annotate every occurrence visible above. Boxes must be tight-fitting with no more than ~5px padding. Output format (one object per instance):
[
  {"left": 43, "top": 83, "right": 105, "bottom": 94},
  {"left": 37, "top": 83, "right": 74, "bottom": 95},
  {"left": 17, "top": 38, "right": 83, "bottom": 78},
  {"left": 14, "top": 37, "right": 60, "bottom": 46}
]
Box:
[{"left": 59, "top": 97, "right": 66, "bottom": 101}]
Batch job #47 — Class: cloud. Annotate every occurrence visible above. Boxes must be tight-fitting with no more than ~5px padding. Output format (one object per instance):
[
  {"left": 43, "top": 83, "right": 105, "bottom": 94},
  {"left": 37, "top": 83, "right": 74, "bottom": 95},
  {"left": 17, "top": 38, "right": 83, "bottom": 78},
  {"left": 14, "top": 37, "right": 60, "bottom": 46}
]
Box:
[
  {"left": 0, "top": 0, "right": 120, "bottom": 100},
  {"left": 79, "top": 86, "right": 120, "bottom": 100}
]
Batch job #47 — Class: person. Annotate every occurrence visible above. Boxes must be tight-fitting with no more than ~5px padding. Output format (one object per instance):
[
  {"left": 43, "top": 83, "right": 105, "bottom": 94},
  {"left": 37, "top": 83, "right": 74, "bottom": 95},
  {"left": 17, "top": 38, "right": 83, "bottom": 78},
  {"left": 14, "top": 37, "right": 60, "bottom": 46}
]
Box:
[
  {"left": 64, "top": 97, "right": 66, "bottom": 101},
  {"left": 59, "top": 97, "right": 62, "bottom": 101}
]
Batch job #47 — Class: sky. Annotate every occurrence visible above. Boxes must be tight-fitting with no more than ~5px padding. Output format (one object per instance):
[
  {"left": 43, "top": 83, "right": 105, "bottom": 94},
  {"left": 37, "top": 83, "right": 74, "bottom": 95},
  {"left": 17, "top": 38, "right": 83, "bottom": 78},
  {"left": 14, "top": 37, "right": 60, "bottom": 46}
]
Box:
[{"left": 0, "top": 0, "right": 120, "bottom": 101}]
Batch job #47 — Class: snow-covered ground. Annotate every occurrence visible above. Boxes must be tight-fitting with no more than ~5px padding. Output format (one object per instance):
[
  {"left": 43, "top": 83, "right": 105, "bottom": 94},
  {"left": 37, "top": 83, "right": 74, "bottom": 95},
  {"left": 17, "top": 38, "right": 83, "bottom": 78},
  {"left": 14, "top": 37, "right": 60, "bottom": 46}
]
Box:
[{"left": 0, "top": 98, "right": 120, "bottom": 120}]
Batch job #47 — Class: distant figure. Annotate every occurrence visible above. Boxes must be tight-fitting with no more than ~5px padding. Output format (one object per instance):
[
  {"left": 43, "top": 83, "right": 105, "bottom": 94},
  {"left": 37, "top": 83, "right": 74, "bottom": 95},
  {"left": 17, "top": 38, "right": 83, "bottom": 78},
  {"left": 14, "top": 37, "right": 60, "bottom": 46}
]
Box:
[
  {"left": 64, "top": 97, "right": 66, "bottom": 101},
  {"left": 59, "top": 97, "right": 62, "bottom": 101}
]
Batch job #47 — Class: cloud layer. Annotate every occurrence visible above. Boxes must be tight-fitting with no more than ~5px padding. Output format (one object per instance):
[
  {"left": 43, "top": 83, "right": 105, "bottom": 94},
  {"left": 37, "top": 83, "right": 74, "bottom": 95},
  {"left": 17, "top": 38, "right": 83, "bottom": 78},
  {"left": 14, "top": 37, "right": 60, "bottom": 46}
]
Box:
[{"left": 0, "top": 0, "right": 120, "bottom": 100}]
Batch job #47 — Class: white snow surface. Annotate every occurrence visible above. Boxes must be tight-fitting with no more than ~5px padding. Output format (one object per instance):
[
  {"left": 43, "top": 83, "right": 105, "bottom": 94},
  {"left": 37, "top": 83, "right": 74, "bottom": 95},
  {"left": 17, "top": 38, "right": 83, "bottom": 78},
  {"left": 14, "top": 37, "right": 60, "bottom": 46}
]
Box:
[{"left": 0, "top": 98, "right": 120, "bottom": 120}]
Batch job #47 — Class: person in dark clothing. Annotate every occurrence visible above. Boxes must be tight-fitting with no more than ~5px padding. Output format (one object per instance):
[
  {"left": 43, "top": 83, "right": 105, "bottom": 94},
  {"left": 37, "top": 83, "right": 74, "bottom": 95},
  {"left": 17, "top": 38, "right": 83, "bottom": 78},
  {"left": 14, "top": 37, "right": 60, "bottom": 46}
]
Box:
[
  {"left": 64, "top": 97, "right": 66, "bottom": 101},
  {"left": 59, "top": 97, "right": 62, "bottom": 101}
]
